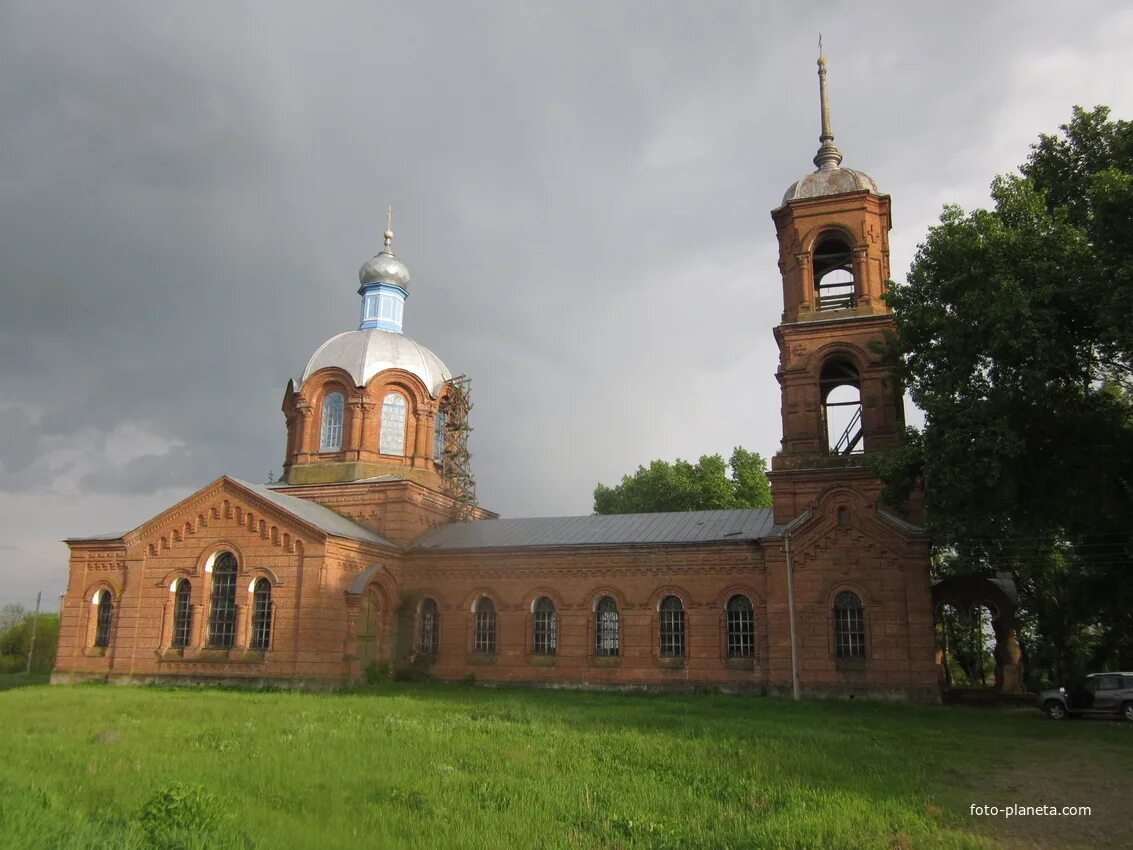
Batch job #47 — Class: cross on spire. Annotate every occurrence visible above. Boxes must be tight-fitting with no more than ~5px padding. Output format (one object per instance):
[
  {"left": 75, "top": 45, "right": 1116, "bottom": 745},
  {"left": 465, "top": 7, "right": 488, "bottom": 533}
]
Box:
[{"left": 384, "top": 205, "right": 394, "bottom": 251}]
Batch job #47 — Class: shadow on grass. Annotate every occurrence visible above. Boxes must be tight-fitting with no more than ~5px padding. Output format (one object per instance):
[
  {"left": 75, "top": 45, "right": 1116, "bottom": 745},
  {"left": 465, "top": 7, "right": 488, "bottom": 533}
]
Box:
[{"left": 0, "top": 673, "right": 51, "bottom": 691}]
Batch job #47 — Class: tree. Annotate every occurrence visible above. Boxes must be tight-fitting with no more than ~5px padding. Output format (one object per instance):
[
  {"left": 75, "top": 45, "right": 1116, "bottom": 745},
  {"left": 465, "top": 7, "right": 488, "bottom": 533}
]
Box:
[
  {"left": 878, "top": 106, "right": 1133, "bottom": 681},
  {"left": 0, "top": 604, "right": 27, "bottom": 634},
  {"left": 0, "top": 611, "right": 59, "bottom": 674},
  {"left": 593, "top": 447, "right": 771, "bottom": 515}
]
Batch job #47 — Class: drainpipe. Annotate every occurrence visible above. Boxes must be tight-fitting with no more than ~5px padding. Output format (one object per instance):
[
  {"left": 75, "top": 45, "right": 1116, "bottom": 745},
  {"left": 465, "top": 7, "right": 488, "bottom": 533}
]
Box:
[{"left": 784, "top": 532, "right": 800, "bottom": 701}]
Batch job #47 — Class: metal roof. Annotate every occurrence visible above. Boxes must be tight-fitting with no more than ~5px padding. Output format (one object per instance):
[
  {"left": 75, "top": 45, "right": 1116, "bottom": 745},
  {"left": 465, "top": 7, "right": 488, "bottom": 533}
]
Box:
[
  {"left": 298, "top": 328, "right": 451, "bottom": 396},
  {"left": 231, "top": 479, "right": 398, "bottom": 548},
  {"left": 268, "top": 474, "right": 407, "bottom": 489},
  {"left": 412, "top": 508, "right": 776, "bottom": 551}
]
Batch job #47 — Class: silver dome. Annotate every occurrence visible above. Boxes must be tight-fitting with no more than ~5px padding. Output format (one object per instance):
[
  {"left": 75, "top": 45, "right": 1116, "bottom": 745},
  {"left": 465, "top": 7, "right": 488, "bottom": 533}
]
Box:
[
  {"left": 358, "top": 251, "right": 411, "bottom": 290},
  {"left": 781, "top": 166, "right": 879, "bottom": 206},
  {"left": 299, "top": 328, "right": 451, "bottom": 397}
]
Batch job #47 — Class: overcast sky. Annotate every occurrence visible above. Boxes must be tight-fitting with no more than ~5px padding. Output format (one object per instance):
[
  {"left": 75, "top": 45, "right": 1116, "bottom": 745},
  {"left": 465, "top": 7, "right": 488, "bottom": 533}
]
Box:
[{"left": 2, "top": 1, "right": 1131, "bottom": 608}]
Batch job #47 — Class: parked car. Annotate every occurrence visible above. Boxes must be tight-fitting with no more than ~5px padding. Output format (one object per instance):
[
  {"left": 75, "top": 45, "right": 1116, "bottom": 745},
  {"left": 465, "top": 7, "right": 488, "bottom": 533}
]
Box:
[{"left": 1037, "top": 672, "right": 1133, "bottom": 720}]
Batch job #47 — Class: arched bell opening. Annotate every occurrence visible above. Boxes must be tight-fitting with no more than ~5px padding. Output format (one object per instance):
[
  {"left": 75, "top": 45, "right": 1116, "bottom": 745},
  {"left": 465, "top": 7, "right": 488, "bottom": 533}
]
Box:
[
  {"left": 820, "top": 359, "right": 863, "bottom": 455},
  {"left": 813, "top": 234, "right": 856, "bottom": 311}
]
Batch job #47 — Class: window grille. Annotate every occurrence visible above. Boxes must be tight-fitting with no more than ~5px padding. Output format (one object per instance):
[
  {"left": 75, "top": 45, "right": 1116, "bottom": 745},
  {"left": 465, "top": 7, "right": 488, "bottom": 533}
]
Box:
[
  {"left": 94, "top": 590, "right": 113, "bottom": 648},
  {"left": 726, "top": 595, "right": 755, "bottom": 658},
  {"left": 250, "top": 578, "right": 272, "bottom": 651},
  {"left": 474, "top": 597, "right": 496, "bottom": 654},
  {"left": 208, "top": 552, "right": 238, "bottom": 649},
  {"left": 320, "top": 392, "right": 344, "bottom": 452},
  {"left": 659, "top": 595, "right": 685, "bottom": 657},
  {"left": 172, "top": 580, "right": 192, "bottom": 648},
  {"left": 533, "top": 597, "right": 557, "bottom": 655},
  {"left": 595, "top": 596, "right": 619, "bottom": 657},
  {"left": 420, "top": 598, "right": 439, "bottom": 656},
  {"left": 380, "top": 392, "right": 407, "bottom": 455},
  {"left": 834, "top": 591, "right": 865, "bottom": 659}
]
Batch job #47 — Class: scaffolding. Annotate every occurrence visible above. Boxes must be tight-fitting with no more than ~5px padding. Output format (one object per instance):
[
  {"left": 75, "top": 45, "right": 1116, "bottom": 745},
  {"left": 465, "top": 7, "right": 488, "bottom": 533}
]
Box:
[{"left": 440, "top": 374, "right": 478, "bottom": 520}]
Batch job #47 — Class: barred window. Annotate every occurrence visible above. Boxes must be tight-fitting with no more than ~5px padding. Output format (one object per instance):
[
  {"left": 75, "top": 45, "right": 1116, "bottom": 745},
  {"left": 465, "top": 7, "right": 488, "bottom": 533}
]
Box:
[
  {"left": 533, "top": 597, "right": 557, "bottom": 655},
  {"left": 726, "top": 595, "right": 755, "bottom": 658},
  {"left": 320, "top": 392, "right": 344, "bottom": 452},
  {"left": 659, "top": 595, "right": 685, "bottom": 657},
  {"left": 379, "top": 392, "right": 407, "bottom": 455},
  {"left": 834, "top": 591, "right": 865, "bottom": 659},
  {"left": 207, "top": 552, "right": 238, "bottom": 649},
  {"left": 171, "top": 580, "right": 192, "bottom": 648},
  {"left": 94, "top": 590, "right": 113, "bottom": 648},
  {"left": 419, "top": 598, "right": 439, "bottom": 656},
  {"left": 474, "top": 597, "right": 496, "bottom": 654},
  {"left": 250, "top": 578, "right": 272, "bottom": 651},
  {"left": 595, "top": 596, "right": 619, "bottom": 657},
  {"left": 433, "top": 408, "right": 447, "bottom": 462}
]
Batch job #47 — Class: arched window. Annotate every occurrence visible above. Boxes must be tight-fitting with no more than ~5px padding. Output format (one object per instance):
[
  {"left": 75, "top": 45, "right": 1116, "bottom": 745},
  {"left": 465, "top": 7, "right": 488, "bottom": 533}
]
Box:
[
  {"left": 250, "top": 578, "right": 272, "bottom": 651},
  {"left": 533, "top": 597, "right": 557, "bottom": 655},
  {"left": 595, "top": 596, "right": 619, "bottom": 657},
  {"left": 726, "top": 595, "right": 755, "bottom": 658},
  {"left": 320, "top": 392, "right": 345, "bottom": 452},
  {"left": 474, "top": 597, "right": 496, "bottom": 654},
  {"left": 820, "top": 359, "right": 863, "bottom": 455},
  {"left": 93, "top": 590, "right": 113, "bottom": 648},
  {"left": 812, "top": 234, "right": 855, "bottom": 311},
  {"left": 433, "top": 407, "right": 447, "bottom": 463},
  {"left": 379, "top": 392, "right": 407, "bottom": 455},
  {"left": 207, "top": 552, "right": 238, "bottom": 649},
  {"left": 419, "top": 598, "right": 439, "bottom": 656},
  {"left": 834, "top": 591, "right": 865, "bottom": 659},
  {"left": 171, "top": 580, "right": 192, "bottom": 649},
  {"left": 659, "top": 595, "right": 685, "bottom": 657}
]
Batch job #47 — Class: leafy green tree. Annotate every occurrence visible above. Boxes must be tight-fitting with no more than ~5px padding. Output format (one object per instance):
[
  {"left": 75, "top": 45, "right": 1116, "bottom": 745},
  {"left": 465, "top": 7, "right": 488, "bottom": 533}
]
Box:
[
  {"left": 0, "top": 611, "right": 58, "bottom": 674},
  {"left": 593, "top": 447, "right": 771, "bottom": 515},
  {"left": 878, "top": 106, "right": 1133, "bottom": 681},
  {"left": 0, "top": 604, "right": 27, "bottom": 634}
]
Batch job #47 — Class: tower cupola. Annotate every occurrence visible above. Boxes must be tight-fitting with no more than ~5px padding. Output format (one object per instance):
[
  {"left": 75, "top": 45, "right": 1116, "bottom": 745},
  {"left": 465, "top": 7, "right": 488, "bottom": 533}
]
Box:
[
  {"left": 781, "top": 43, "right": 879, "bottom": 206},
  {"left": 358, "top": 207, "right": 410, "bottom": 333}
]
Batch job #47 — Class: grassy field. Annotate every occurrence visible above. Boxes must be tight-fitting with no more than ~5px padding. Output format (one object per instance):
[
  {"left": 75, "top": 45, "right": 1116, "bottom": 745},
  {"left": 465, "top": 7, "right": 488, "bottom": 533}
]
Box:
[{"left": 0, "top": 680, "right": 1129, "bottom": 849}]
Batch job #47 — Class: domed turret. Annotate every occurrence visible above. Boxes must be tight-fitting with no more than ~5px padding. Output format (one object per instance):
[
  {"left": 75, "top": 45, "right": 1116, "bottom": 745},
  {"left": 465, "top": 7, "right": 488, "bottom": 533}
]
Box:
[
  {"left": 780, "top": 48, "right": 879, "bottom": 206},
  {"left": 281, "top": 209, "right": 459, "bottom": 489},
  {"left": 356, "top": 208, "right": 411, "bottom": 333},
  {"left": 358, "top": 229, "right": 411, "bottom": 290}
]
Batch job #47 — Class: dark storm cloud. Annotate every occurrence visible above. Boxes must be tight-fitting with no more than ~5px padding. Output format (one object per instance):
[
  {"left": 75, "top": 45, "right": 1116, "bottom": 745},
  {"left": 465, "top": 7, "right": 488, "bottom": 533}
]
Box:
[
  {"left": 1, "top": 1, "right": 1131, "bottom": 605},
  {"left": 78, "top": 445, "right": 205, "bottom": 496}
]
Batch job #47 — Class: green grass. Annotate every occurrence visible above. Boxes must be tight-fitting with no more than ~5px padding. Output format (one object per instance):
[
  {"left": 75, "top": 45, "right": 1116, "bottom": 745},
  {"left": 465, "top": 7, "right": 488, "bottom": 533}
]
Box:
[{"left": 0, "top": 684, "right": 1129, "bottom": 849}]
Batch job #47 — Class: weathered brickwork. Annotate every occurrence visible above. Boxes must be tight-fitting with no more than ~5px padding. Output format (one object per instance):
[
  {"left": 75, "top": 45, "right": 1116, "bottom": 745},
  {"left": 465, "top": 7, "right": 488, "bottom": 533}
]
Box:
[{"left": 54, "top": 476, "right": 936, "bottom": 698}]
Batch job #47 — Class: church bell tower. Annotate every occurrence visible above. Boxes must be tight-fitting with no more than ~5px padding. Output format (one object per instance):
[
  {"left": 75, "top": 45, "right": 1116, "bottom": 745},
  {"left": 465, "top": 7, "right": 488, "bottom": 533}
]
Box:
[{"left": 768, "top": 49, "right": 905, "bottom": 524}]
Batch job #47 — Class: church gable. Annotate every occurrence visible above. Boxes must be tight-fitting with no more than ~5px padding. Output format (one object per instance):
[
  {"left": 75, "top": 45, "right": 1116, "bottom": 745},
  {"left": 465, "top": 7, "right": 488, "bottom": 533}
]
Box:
[
  {"left": 787, "top": 485, "right": 923, "bottom": 576},
  {"left": 123, "top": 477, "right": 319, "bottom": 560}
]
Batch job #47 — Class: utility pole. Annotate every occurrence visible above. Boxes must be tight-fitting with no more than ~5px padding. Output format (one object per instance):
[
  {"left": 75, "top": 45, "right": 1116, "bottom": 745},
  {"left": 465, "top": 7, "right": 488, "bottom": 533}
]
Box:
[
  {"left": 25, "top": 591, "right": 41, "bottom": 675},
  {"left": 784, "top": 534, "right": 800, "bottom": 701}
]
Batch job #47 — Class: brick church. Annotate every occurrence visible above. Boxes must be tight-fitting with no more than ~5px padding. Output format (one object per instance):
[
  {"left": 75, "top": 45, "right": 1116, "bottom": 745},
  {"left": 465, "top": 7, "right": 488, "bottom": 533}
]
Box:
[{"left": 53, "top": 56, "right": 939, "bottom": 700}]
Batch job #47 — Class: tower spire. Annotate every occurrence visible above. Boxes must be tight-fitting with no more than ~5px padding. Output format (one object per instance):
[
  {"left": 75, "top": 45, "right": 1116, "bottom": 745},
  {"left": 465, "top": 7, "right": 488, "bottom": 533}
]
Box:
[
  {"left": 384, "top": 205, "right": 394, "bottom": 252},
  {"left": 813, "top": 36, "right": 843, "bottom": 171}
]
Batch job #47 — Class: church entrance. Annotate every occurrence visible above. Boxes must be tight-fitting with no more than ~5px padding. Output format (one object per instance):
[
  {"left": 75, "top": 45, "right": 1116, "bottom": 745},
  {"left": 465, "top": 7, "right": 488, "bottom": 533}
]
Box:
[{"left": 356, "top": 585, "right": 383, "bottom": 668}]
